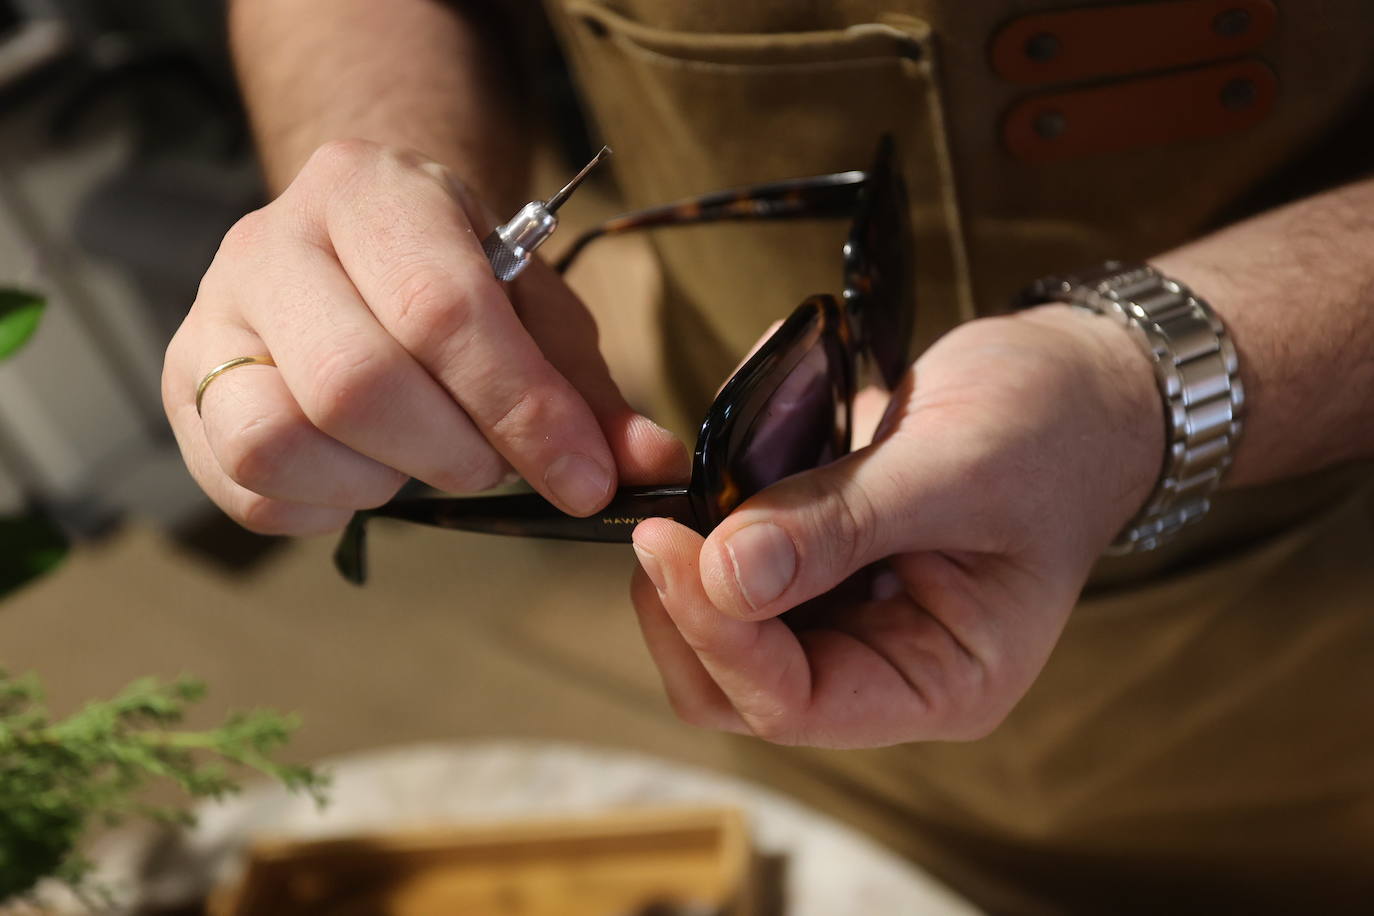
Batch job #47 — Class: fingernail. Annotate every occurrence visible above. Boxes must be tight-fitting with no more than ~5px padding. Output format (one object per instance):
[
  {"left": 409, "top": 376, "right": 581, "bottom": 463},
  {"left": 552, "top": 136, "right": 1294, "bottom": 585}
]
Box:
[
  {"left": 545, "top": 454, "right": 612, "bottom": 515},
  {"left": 724, "top": 522, "right": 796, "bottom": 610},
  {"left": 633, "top": 544, "right": 666, "bottom": 592}
]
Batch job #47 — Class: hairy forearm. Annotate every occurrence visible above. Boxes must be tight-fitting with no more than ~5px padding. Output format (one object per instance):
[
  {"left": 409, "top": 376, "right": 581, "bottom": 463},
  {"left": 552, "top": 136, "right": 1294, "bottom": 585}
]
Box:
[
  {"left": 1151, "top": 177, "right": 1374, "bottom": 489},
  {"left": 229, "top": 0, "right": 531, "bottom": 207}
]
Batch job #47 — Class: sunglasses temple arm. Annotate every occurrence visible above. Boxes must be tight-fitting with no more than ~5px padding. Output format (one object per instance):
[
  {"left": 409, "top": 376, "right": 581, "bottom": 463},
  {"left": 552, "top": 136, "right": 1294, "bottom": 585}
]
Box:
[
  {"left": 333, "top": 486, "right": 698, "bottom": 585},
  {"left": 554, "top": 172, "right": 866, "bottom": 273}
]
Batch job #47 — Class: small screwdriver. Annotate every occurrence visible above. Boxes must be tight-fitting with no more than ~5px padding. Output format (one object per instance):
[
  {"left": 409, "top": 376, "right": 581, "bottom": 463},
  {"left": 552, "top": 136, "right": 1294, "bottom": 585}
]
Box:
[{"left": 481, "top": 145, "right": 613, "bottom": 281}]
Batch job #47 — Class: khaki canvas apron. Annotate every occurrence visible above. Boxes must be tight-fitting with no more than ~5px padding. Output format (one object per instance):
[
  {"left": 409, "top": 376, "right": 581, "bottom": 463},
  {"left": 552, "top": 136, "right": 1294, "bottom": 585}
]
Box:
[{"left": 541, "top": 1, "right": 1374, "bottom": 910}]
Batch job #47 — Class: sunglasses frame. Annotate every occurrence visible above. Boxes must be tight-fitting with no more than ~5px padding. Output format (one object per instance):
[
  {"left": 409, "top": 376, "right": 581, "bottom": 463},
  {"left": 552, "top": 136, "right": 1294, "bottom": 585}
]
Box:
[{"left": 335, "top": 138, "right": 909, "bottom": 584}]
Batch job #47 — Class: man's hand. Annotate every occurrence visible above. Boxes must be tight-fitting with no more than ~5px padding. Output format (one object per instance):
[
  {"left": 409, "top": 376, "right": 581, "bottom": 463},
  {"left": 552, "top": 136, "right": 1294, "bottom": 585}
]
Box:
[
  {"left": 163, "top": 139, "right": 685, "bottom": 535},
  {"left": 629, "top": 306, "right": 1163, "bottom": 748}
]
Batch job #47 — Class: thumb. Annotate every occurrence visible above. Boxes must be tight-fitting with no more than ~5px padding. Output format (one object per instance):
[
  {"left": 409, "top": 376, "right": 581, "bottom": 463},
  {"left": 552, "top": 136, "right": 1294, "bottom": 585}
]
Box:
[{"left": 697, "top": 434, "right": 967, "bottom": 620}]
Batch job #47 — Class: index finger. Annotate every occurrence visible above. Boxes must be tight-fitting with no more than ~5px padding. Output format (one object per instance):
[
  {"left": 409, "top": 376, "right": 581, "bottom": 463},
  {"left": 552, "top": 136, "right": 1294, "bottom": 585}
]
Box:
[{"left": 310, "top": 150, "right": 618, "bottom": 515}]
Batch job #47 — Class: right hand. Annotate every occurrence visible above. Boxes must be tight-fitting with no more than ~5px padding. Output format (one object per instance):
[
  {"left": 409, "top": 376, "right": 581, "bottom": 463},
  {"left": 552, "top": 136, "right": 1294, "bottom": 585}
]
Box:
[{"left": 163, "top": 139, "right": 687, "bottom": 535}]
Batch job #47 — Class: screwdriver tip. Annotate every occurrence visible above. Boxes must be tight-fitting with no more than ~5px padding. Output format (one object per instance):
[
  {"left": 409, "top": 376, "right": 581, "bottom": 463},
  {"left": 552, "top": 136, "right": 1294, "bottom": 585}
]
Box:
[{"left": 546, "top": 145, "right": 615, "bottom": 212}]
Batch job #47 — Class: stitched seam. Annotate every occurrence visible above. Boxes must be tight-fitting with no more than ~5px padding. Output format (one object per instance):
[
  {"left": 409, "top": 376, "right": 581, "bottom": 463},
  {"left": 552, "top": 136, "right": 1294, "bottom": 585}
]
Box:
[{"left": 611, "top": 35, "right": 921, "bottom": 74}]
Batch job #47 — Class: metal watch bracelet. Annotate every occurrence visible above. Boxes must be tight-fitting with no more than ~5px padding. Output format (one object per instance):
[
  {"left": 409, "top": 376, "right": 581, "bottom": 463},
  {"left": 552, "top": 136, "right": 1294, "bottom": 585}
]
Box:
[{"left": 1017, "top": 262, "right": 1244, "bottom": 554}]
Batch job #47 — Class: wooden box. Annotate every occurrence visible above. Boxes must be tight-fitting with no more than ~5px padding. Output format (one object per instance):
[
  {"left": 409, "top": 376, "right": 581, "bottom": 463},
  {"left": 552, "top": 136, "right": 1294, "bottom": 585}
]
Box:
[{"left": 209, "top": 806, "right": 755, "bottom": 916}]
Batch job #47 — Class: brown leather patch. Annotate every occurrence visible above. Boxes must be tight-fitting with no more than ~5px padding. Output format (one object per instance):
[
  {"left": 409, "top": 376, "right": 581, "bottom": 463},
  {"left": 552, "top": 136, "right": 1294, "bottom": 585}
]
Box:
[
  {"left": 1002, "top": 58, "right": 1278, "bottom": 162},
  {"left": 991, "top": 0, "right": 1278, "bottom": 86}
]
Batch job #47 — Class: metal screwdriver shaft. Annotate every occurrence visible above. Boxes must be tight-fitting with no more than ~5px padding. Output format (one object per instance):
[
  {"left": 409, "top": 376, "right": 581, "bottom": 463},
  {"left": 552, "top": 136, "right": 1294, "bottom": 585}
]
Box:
[
  {"left": 481, "top": 145, "right": 612, "bottom": 281},
  {"left": 545, "top": 145, "right": 612, "bottom": 213}
]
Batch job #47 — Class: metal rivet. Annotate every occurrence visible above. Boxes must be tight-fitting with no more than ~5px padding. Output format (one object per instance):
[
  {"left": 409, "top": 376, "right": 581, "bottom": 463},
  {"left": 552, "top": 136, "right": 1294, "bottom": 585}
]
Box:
[
  {"left": 1033, "top": 110, "right": 1067, "bottom": 139},
  {"left": 1212, "top": 8, "right": 1252, "bottom": 37},
  {"left": 1219, "top": 78, "right": 1257, "bottom": 110},
  {"left": 1024, "top": 32, "right": 1061, "bottom": 61}
]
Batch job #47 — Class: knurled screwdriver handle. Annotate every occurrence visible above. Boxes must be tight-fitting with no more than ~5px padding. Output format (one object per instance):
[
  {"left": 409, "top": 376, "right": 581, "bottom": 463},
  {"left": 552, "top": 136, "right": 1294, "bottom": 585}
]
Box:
[
  {"left": 481, "top": 234, "right": 522, "bottom": 280},
  {"left": 480, "top": 146, "right": 611, "bottom": 282}
]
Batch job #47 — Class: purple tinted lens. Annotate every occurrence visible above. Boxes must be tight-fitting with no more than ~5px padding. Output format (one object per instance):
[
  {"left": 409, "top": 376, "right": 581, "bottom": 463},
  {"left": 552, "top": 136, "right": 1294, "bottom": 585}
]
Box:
[{"left": 730, "top": 339, "right": 842, "bottom": 500}]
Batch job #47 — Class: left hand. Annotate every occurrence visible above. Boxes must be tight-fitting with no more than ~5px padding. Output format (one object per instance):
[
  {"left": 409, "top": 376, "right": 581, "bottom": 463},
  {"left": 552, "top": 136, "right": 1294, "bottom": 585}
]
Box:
[{"left": 629, "top": 305, "right": 1164, "bottom": 748}]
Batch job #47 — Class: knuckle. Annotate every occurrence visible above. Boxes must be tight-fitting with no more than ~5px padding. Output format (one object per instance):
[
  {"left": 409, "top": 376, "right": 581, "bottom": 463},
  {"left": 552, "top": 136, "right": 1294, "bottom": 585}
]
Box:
[
  {"left": 380, "top": 145, "right": 444, "bottom": 182},
  {"left": 354, "top": 468, "right": 408, "bottom": 509},
  {"left": 386, "top": 266, "right": 473, "bottom": 339},
  {"left": 921, "top": 655, "right": 1003, "bottom": 741},
  {"left": 806, "top": 477, "right": 876, "bottom": 573},
  {"left": 373, "top": 144, "right": 472, "bottom": 203},
  {"left": 378, "top": 144, "right": 426, "bottom": 170},
  {"left": 488, "top": 387, "right": 554, "bottom": 446},
  {"left": 306, "top": 345, "right": 399, "bottom": 435},
  {"left": 417, "top": 158, "right": 471, "bottom": 199},
  {"left": 217, "top": 209, "right": 272, "bottom": 259},
  {"left": 234, "top": 493, "right": 300, "bottom": 536},
  {"left": 305, "top": 138, "right": 379, "bottom": 182},
  {"left": 746, "top": 713, "right": 802, "bottom": 746},
  {"left": 957, "top": 662, "right": 1011, "bottom": 739},
  {"left": 218, "top": 412, "right": 302, "bottom": 494},
  {"left": 675, "top": 625, "right": 718, "bottom": 657},
  {"left": 427, "top": 449, "right": 507, "bottom": 495},
  {"left": 293, "top": 140, "right": 383, "bottom": 217}
]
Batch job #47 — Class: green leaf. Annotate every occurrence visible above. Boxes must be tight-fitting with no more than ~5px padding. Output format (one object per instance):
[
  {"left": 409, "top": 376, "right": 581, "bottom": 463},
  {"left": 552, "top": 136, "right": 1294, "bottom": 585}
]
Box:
[
  {"left": 0, "top": 289, "right": 46, "bottom": 362},
  {"left": 0, "top": 512, "right": 68, "bottom": 599},
  {"left": 0, "top": 668, "right": 328, "bottom": 900}
]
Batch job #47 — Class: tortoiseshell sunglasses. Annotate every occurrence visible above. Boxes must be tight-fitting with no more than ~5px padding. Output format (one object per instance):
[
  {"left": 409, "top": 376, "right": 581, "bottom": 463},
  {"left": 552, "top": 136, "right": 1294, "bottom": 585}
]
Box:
[{"left": 335, "top": 136, "right": 913, "bottom": 584}]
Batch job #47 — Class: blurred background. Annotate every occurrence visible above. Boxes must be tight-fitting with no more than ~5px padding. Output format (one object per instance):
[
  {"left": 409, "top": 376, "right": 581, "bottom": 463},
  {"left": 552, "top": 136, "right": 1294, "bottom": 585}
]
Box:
[{"left": 0, "top": 0, "right": 250, "bottom": 539}]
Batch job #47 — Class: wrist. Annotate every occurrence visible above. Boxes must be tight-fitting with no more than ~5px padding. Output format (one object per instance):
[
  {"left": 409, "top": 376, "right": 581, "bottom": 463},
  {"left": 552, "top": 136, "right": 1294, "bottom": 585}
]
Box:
[
  {"left": 1015, "top": 259, "right": 1247, "bottom": 553},
  {"left": 1017, "top": 304, "right": 1166, "bottom": 542}
]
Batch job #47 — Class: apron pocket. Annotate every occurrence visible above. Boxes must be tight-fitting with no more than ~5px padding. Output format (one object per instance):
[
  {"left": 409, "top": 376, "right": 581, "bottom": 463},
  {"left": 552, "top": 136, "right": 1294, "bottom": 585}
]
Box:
[{"left": 552, "top": 2, "right": 972, "bottom": 416}]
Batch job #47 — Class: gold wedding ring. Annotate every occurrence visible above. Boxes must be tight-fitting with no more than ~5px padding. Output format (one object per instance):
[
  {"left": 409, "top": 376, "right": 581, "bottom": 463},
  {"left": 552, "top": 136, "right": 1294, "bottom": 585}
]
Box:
[{"left": 195, "top": 355, "right": 276, "bottom": 417}]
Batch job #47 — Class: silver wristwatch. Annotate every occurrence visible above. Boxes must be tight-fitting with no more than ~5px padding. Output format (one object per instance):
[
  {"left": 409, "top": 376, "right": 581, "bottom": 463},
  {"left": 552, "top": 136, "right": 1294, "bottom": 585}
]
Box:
[{"left": 1018, "top": 262, "right": 1244, "bottom": 554}]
